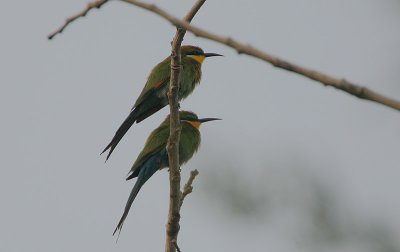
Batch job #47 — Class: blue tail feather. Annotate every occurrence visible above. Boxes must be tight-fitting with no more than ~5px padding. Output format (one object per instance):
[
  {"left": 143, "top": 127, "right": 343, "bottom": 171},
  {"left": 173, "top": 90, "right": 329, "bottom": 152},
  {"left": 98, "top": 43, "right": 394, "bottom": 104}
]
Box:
[{"left": 113, "top": 154, "right": 162, "bottom": 236}]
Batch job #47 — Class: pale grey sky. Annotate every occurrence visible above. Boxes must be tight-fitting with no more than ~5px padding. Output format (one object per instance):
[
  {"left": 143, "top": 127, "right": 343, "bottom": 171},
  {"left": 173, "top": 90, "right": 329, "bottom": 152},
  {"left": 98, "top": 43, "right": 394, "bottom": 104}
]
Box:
[{"left": 1, "top": 0, "right": 400, "bottom": 251}]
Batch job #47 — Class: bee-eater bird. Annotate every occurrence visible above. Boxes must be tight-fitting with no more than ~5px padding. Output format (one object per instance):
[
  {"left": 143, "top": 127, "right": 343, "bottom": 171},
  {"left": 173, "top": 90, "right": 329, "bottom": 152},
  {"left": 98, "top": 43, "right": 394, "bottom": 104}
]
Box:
[
  {"left": 101, "top": 45, "right": 222, "bottom": 160},
  {"left": 113, "top": 111, "right": 220, "bottom": 235}
]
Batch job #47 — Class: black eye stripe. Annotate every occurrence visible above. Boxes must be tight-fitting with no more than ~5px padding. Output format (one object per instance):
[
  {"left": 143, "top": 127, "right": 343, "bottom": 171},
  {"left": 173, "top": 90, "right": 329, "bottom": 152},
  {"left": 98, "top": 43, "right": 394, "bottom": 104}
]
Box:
[
  {"left": 187, "top": 51, "right": 203, "bottom": 56},
  {"left": 181, "top": 119, "right": 198, "bottom": 122}
]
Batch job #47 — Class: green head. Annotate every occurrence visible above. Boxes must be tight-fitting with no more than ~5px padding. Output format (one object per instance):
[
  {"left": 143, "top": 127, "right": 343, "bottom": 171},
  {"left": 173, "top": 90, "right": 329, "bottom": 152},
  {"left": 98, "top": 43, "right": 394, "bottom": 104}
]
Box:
[
  {"left": 162, "top": 111, "right": 221, "bottom": 129},
  {"left": 181, "top": 45, "right": 223, "bottom": 64},
  {"left": 180, "top": 110, "right": 221, "bottom": 129}
]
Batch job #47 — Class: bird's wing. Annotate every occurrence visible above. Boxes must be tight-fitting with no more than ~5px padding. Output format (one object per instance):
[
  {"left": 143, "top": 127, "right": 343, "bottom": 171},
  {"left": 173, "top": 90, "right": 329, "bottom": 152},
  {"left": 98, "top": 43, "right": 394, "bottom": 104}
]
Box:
[
  {"left": 133, "top": 58, "right": 171, "bottom": 109},
  {"left": 132, "top": 78, "right": 169, "bottom": 110},
  {"left": 127, "top": 124, "right": 170, "bottom": 179}
]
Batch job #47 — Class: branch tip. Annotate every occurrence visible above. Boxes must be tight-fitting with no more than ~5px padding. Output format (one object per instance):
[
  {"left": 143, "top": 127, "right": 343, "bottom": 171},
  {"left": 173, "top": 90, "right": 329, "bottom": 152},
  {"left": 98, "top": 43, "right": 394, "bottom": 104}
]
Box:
[{"left": 48, "top": 0, "right": 108, "bottom": 40}]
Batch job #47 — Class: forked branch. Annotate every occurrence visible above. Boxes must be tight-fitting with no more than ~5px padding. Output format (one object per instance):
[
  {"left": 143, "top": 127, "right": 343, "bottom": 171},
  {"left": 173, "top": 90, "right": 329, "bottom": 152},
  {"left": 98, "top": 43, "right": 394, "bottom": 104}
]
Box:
[{"left": 49, "top": 0, "right": 400, "bottom": 111}]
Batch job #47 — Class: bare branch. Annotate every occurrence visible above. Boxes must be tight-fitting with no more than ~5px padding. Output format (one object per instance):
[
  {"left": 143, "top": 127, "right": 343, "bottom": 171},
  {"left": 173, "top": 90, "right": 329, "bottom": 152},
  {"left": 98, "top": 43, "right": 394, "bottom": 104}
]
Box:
[
  {"left": 180, "top": 170, "right": 199, "bottom": 208},
  {"left": 122, "top": 0, "right": 400, "bottom": 111},
  {"left": 48, "top": 0, "right": 108, "bottom": 40},
  {"left": 164, "top": 2, "right": 206, "bottom": 252},
  {"left": 49, "top": 0, "right": 399, "bottom": 110}
]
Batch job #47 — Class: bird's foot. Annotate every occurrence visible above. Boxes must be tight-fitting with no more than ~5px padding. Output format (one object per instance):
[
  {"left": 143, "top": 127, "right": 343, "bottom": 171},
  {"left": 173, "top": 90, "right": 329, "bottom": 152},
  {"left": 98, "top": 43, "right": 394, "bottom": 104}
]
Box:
[{"left": 167, "top": 167, "right": 182, "bottom": 173}]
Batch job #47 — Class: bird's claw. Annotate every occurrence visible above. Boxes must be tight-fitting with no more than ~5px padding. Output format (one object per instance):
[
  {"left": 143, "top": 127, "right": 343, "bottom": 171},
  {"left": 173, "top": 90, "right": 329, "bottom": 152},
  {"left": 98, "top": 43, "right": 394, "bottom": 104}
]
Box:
[{"left": 167, "top": 167, "right": 182, "bottom": 172}]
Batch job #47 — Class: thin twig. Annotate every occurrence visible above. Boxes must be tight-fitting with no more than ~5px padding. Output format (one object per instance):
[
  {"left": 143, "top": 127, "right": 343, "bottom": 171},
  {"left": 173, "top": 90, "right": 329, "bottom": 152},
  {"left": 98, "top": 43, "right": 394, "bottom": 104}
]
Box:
[
  {"left": 122, "top": 0, "right": 400, "bottom": 111},
  {"left": 48, "top": 0, "right": 108, "bottom": 40},
  {"left": 164, "top": 2, "right": 206, "bottom": 252},
  {"left": 180, "top": 170, "right": 199, "bottom": 208},
  {"left": 165, "top": 38, "right": 183, "bottom": 252}
]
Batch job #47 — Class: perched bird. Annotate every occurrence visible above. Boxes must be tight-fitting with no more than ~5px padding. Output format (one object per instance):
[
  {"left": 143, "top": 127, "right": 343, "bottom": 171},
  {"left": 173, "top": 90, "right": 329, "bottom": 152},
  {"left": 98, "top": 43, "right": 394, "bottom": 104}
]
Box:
[
  {"left": 101, "top": 45, "right": 222, "bottom": 160},
  {"left": 113, "top": 111, "right": 220, "bottom": 235}
]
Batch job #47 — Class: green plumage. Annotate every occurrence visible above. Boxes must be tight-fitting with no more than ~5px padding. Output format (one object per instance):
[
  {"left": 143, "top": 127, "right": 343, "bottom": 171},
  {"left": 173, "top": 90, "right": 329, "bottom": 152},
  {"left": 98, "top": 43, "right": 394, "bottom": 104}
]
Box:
[
  {"left": 134, "top": 49, "right": 202, "bottom": 109},
  {"left": 102, "top": 46, "right": 222, "bottom": 160},
  {"left": 128, "top": 111, "right": 201, "bottom": 179},
  {"left": 114, "top": 111, "right": 220, "bottom": 235}
]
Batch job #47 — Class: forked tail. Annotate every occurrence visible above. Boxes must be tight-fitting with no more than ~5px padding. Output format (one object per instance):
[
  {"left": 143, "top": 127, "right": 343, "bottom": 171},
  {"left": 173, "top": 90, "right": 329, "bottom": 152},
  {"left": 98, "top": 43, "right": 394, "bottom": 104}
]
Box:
[{"left": 101, "top": 109, "right": 138, "bottom": 161}]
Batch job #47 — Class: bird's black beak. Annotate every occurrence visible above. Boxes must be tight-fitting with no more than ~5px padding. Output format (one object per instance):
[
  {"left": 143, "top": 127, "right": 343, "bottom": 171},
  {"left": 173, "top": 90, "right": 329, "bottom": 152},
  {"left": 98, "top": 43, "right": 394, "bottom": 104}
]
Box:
[
  {"left": 198, "top": 118, "right": 222, "bottom": 123},
  {"left": 204, "top": 53, "right": 223, "bottom": 58}
]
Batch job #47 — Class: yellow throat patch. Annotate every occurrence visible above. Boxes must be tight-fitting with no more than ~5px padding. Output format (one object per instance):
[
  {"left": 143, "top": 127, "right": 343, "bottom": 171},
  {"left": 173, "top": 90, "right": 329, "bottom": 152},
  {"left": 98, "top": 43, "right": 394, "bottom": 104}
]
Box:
[
  {"left": 189, "top": 55, "right": 206, "bottom": 64},
  {"left": 186, "top": 121, "right": 201, "bottom": 129}
]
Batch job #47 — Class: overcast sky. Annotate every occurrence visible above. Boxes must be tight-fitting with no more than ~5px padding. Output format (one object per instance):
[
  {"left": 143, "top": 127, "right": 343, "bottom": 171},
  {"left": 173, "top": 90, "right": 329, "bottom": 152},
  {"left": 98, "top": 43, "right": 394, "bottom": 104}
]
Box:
[{"left": 1, "top": 0, "right": 400, "bottom": 251}]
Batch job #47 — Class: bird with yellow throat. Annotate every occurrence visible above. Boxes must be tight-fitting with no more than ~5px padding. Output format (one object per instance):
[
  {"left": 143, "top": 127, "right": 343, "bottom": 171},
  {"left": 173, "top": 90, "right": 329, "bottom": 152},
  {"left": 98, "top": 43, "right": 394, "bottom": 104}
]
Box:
[
  {"left": 101, "top": 45, "right": 222, "bottom": 160},
  {"left": 113, "top": 111, "right": 220, "bottom": 235}
]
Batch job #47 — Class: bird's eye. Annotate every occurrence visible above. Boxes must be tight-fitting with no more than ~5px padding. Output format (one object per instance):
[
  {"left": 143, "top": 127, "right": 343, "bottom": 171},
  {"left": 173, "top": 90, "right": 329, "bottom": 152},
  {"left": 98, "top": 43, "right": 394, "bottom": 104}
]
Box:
[{"left": 189, "top": 51, "right": 202, "bottom": 56}]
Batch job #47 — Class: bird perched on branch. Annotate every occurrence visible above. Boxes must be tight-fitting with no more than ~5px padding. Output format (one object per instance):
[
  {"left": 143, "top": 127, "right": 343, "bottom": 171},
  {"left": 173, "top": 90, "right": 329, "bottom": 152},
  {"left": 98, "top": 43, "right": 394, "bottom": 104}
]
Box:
[
  {"left": 113, "top": 111, "right": 220, "bottom": 235},
  {"left": 101, "top": 45, "right": 222, "bottom": 160}
]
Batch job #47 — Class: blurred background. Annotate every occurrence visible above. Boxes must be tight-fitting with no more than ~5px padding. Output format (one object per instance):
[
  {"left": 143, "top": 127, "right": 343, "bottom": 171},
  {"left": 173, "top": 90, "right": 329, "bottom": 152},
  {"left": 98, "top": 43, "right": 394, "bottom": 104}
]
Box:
[{"left": 1, "top": 0, "right": 400, "bottom": 251}]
